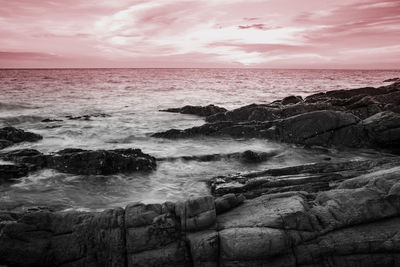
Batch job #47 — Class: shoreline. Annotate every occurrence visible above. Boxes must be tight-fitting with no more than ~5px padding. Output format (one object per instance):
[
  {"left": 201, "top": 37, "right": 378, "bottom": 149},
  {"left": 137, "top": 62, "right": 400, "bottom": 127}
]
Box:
[{"left": 1, "top": 81, "right": 400, "bottom": 266}]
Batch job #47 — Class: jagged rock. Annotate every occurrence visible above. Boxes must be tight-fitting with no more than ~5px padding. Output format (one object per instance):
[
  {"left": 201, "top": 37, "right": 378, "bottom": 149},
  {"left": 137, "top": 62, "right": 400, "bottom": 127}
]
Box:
[
  {"left": 160, "top": 104, "right": 227, "bottom": 117},
  {"left": 153, "top": 109, "right": 400, "bottom": 151},
  {"left": 281, "top": 95, "right": 303, "bottom": 105},
  {"left": 0, "top": 148, "right": 157, "bottom": 178},
  {"left": 209, "top": 158, "right": 400, "bottom": 198},
  {"left": 0, "top": 164, "right": 29, "bottom": 182},
  {"left": 0, "top": 208, "right": 125, "bottom": 267},
  {"left": 0, "top": 127, "right": 42, "bottom": 149},
  {"left": 383, "top": 77, "right": 400, "bottom": 82},
  {"left": 0, "top": 149, "right": 47, "bottom": 170},
  {"left": 204, "top": 82, "right": 400, "bottom": 124},
  {"left": 158, "top": 150, "right": 278, "bottom": 163},
  {"left": 0, "top": 139, "right": 13, "bottom": 149},
  {"left": 1, "top": 163, "right": 400, "bottom": 266},
  {"left": 41, "top": 118, "right": 63, "bottom": 122},
  {"left": 47, "top": 148, "right": 157, "bottom": 175}
]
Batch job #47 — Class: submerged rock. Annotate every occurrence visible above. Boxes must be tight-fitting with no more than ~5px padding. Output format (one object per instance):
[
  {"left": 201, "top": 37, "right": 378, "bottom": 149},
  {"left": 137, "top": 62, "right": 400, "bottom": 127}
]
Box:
[
  {"left": 160, "top": 104, "right": 227, "bottom": 117},
  {"left": 0, "top": 164, "right": 29, "bottom": 182},
  {"left": 0, "top": 127, "right": 42, "bottom": 149},
  {"left": 47, "top": 148, "right": 157, "bottom": 175},
  {"left": 383, "top": 77, "right": 400, "bottom": 82},
  {"left": 158, "top": 150, "right": 278, "bottom": 163}
]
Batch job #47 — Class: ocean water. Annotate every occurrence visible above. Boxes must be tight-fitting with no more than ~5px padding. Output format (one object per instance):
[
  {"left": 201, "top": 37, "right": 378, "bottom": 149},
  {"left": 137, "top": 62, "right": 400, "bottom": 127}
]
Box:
[{"left": 0, "top": 68, "right": 399, "bottom": 211}]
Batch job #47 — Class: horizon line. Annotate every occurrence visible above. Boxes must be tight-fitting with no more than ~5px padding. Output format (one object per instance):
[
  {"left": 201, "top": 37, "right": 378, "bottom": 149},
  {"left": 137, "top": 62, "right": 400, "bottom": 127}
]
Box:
[{"left": 1, "top": 67, "right": 400, "bottom": 71}]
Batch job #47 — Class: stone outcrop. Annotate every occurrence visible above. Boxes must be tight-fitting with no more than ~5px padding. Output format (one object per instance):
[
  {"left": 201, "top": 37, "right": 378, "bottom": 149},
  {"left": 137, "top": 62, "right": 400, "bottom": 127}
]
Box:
[
  {"left": 160, "top": 104, "right": 227, "bottom": 117},
  {"left": 0, "top": 127, "right": 42, "bottom": 149},
  {"left": 47, "top": 148, "right": 157, "bottom": 175},
  {"left": 1, "top": 158, "right": 400, "bottom": 266},
  {"left": 0, "top": 148, "right": 157, "bottom": 178},
  {"left": 158, "top": 150, "right": 278, "bottom": 163},
  {"left": 205, "top": 82, "right": 400, "bottom": 123},
  {"left": 153, "top": 110, "right": 400, "bottom": 150}
]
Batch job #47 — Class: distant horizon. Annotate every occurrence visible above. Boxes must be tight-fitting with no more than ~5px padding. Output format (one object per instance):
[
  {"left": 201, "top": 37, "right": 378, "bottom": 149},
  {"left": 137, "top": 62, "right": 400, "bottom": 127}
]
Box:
[
  {"left": 1, "top": 0, "right": 400, "bottom": 69},
  {"left": 1, "top": 67, "right": 400, "bottom": 71}
]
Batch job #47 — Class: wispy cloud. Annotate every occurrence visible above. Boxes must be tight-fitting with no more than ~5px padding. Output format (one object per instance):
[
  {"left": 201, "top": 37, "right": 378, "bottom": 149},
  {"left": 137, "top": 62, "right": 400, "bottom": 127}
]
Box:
[{"left": 0, "top": 0, "right": 399, "bottom": 68}]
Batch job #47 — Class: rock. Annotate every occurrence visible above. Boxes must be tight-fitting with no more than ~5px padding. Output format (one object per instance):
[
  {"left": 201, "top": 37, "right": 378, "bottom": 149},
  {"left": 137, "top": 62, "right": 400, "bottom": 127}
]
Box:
[
  {"left": 214, "top": 193, "right": 245, "bottom": 214},
  {"left": 363, "top": 111, "right": 400, "bottom": 149},
  {"left": 281, "top": 95, "right": 303, "bottom": 105},
  {"left": 209, "top": 158, "right": 400, "bottom": 198},
  {"left": 1, "top": 162, "right": 400, "bottom": 267},
  {"left": 383, "top": 77, "right": 400, "bottom": 82},
  {"left": 41, "top": 118, "right": 63, "bottom": 122},
  {"left": 0, "top": 127, "right": 42, "bottom": 149},
  {"left": 0, "top": 164, "right": 29, "bottom": 182},
  {"left": 47, "top": 148, "right": 157, "bottom": 175},
  {"left": 0, "top": 139, "right": 13, "bottom": 149},
  {"left": 0, "top": 208, "right": 126, "bottom": 267},
  {"left": 158, "top": 150, "right": 278, "bottom": 163},
  {"left": 160, "top": 104, "right": 227, "bottom": 117},
  {"left": 124, "top": 202, "right": 191, "bottom": 267},
  {"left": 175, "top": 196, "right": 216, "bottom": 232},
  {"left": 0, "top": 149, "right": 47, "bottom": 170}
]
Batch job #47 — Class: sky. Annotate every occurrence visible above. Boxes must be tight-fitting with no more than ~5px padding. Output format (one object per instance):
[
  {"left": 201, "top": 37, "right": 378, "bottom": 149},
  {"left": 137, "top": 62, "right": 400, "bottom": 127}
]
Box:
[{"left": 0, "top": 0, "right": 399, "bottom": 69}]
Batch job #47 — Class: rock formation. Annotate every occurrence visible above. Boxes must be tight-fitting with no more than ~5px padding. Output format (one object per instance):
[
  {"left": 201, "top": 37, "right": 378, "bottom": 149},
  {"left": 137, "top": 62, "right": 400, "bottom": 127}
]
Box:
[
  {"left": 152, "top": 82, "right": 400, "bottom": 152},
  {"left": 1, "top": 157, "right": 400, "bottom": 266},
  {"left": 160, "top": 104, "right": 227, "bottom": 117},
  {"left": 0, "top": 127, "right": 42, "bottom": 149},
  {"left": 0, "top": 148, "right": 157, "bottom": 178}
]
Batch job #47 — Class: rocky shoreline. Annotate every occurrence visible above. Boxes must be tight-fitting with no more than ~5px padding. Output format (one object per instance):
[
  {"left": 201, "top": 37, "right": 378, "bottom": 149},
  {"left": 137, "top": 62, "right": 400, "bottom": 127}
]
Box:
[{"left": 1, "top": 81, "right": 400, "bottom": 266}]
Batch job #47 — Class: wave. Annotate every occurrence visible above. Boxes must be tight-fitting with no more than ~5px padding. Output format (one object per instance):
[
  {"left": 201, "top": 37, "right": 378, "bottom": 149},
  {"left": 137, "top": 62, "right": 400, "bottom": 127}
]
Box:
[
  {"left": 0, "top": 102, "right": 32, "bottom": 110},
  {"left": 0, "top": 115, "right": 45, "bottom": 125}
]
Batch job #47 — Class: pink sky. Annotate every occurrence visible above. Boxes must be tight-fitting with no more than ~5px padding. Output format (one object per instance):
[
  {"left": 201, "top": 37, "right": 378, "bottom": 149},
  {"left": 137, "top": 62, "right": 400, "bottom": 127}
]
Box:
[{"left": 0, "top": 0, "right": 399, "bottom": 68}]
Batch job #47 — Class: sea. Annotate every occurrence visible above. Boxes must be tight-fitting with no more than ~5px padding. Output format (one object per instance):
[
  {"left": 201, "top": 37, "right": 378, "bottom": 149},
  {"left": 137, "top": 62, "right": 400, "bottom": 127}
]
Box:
[{"left": 0, "top": 68, "right": 399, "bottom": 211}]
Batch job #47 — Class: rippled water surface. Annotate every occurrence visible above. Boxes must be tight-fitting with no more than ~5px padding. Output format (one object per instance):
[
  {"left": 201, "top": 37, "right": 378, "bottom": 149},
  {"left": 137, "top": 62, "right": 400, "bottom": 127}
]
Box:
[{"left": 0, "top": 68, "right": 399, "bottom": 211}]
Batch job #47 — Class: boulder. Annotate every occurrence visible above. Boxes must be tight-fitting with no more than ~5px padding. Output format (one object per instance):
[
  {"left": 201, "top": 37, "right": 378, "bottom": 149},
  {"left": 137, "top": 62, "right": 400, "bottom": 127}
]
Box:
[
  {"left": 0, "top": 149, "right": 47, "bottom": 170},
  {"left": 47, "top": 148, "right": 156, "bottom": 175},
  {"left": 160, "top": 104, "right": 227, "bottom": 117},
  {"left": 0, "top": 164, "right": 29, "bottom": 182},
  {"left": 0, "top": 127, "right": 42, "bottom": 149}
]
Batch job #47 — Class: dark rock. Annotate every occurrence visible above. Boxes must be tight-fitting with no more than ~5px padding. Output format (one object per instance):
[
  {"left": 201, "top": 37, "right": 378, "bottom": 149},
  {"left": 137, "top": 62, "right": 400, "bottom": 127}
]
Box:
[
  {"left": 215, "top": 193, "right": 245, "bottom": 214},
  {"left": 383, "top": 77, "right": 400, "bottom": 82},
  {"left": 47, "top": 148, "right": 156, "bottom": 175},
  {"left": 158, "top": 150, "right": 278, "bottom": 163},
  {"left": 0, "top": 149, "right": 48, "bottom": 170},
  {"left": 65, "top": 113, "right": 110, "bottom": 121},
  {"left": 41, "top": 118, "right": 63, "bottom": 122},
  {"left": 0, "top": 139, "right": 13, "bottom": 149},
  {"left": 281, "top": 95, "right": 303, "bottom": 105},
  {"left": 0, "top": 164, "right": 29, "bottom": 182},
  {"left": 160, "top": 104, "right": 227, "bottom": 117},
  {"left": 209, "top": 157, "right": 400, "bottom": 198},
  {"left": 363, "top": 111, "right": 400, "bottom": 149},
  {"left": 1, "top": 162, "right": 400, "bottom": 267},
  {"left": 0, "top": 127, "right": 42, "bottom": 147},
  {"left": 0, "top": 208, "right": 125, "bottom": 267}
]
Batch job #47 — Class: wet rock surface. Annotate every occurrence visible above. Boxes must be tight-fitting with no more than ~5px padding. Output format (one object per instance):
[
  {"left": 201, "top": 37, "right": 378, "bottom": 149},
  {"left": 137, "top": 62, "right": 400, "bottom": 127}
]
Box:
[
  {"left": 1, "top": 157, "right": 400, "bottom": 266},
  {"left": 153, "top": 82, "right": 400, "bottom": 151},
  {"left": 0, "top": 148, "right": 157, "bottom": 179},
  {"left": 160, "top": 104, "right": 227, "bottom": 117},
  {"left": 158, "top": 149, "right": 278, "bottom": 163},
  {"left": 0, "top": 127, "right": 42, "bottom": 149}
]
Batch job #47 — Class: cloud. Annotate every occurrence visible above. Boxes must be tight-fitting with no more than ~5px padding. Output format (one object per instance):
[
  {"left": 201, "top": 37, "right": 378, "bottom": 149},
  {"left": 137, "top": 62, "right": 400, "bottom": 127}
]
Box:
[{"left": 0, "top": 0, "right": 399, "bottom": 68}]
